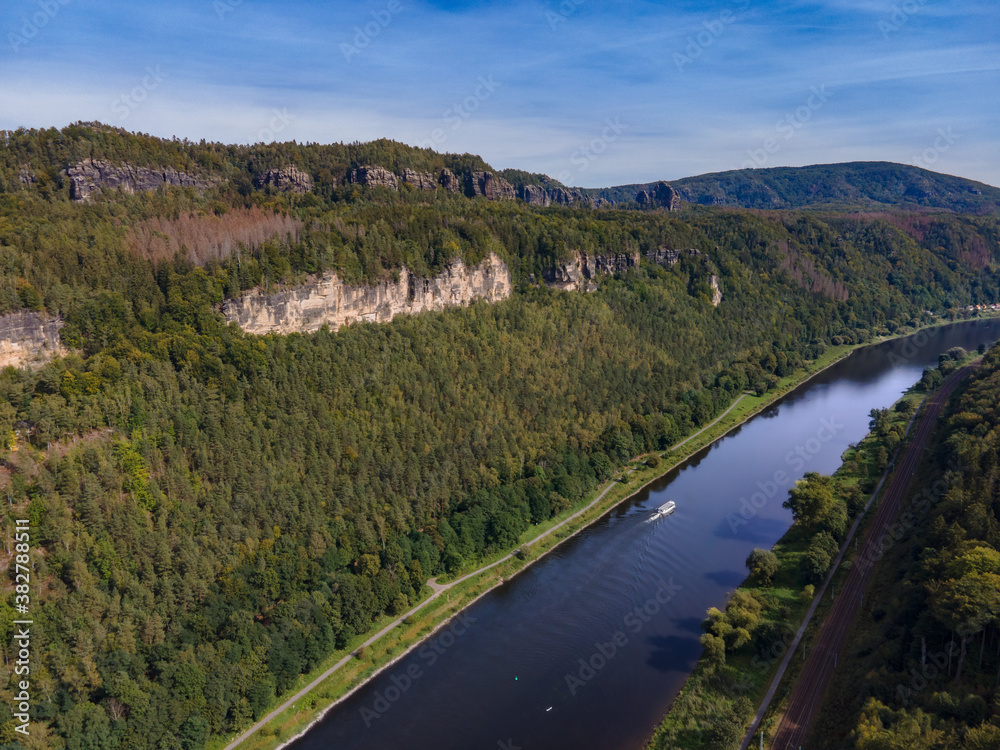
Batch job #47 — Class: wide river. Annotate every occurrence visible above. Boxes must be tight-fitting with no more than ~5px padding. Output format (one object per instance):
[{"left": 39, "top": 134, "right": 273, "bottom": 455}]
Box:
[{"left": 291, "top": 319, "right": 1000, "bottom": 750}]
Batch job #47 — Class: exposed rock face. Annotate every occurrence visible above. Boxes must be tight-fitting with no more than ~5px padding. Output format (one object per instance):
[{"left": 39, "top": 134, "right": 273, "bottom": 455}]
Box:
[
  {"left": 467, "top": 172, "right": 516, "bottom": 201},
  {"left": 0, "top": 312, "right": 66, "bottom": 369},
  {"left": 544, "top": 255, "right": 594, "bottom": 292},
  {"left": 402, "top": 169, "right": 438, "bottom": 190},
  {"left": 636, "top": 182, "right": 681, "bottom": 211},
  {"left": 438, "top": 169, "right": 460, "bottom": 192},
  {"left": 549, "top": 187, "right": 582, "bottom": 206},
  {"left": 17, "top": 166, "right": 34, "bottom": 185},
  {"left": 65, "top": 159, "right": 214, "bottom": 202},
  {"left": 520, "top": 185, "right": 551, "bottom": 206},
  {"left": 710, "top": 275, "right": 723, "bottom": 307},
  {"left": 348, "top": 165, "right": 399, "bottom": 190},
  {"left": 592, "top": 251, "right": 640, "bottom": 275},
  {"left": 254, "top": 166, "right": 313, "bottom": 193},
  {"left": 654, "top": 182, "right": 681, "bottom": 210},
  {"left": 544, "top": 250, "right": 640, "bottom": 291},
  {"left": 223, "top": 253, "right": 511, "bottom": 335},
  {"left": 516, "top": 184, "right": 592, "bottom": 207},
  {"left": 645, "top": 247, "right": 701, "bottom": 266},
  {"left": 645, "top": 247, "right": 678, "bottom": 265}
]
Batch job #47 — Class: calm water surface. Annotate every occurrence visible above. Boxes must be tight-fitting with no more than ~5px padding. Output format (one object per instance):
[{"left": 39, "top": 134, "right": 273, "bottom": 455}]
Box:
[{"left": 292, "top": 320, "right": 1000, "bottom": 750}]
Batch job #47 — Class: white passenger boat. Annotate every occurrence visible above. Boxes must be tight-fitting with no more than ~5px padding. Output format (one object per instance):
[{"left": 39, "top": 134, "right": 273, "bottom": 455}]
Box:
[{"left": 652, "top": 500, "right": 676, "bottom": 518}]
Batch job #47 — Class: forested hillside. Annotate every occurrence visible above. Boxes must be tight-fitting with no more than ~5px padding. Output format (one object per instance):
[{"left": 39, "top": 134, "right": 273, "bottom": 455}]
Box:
[
  {"left": 812, "top": 346, "right": 1000, "bottom": 749},
  {"left": 0, "top": 124, "right": 998, "bottom": 748},
  {"left": 586, "top": 162, "right": 1000, "bottom": 214}
]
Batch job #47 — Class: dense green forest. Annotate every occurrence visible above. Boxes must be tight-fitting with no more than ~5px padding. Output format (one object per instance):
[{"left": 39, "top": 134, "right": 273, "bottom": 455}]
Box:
[
  {"left": 812, "top": 346, "right": 1000, "bottom": 749},
  {"left": 0, "top": 124, "right": 998, "bottom": 748}
]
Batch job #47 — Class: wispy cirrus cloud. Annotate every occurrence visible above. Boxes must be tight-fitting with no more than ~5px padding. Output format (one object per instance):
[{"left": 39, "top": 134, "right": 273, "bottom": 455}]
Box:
[{"left": 0, "top": 0, "right": 996, "bottom": 187}]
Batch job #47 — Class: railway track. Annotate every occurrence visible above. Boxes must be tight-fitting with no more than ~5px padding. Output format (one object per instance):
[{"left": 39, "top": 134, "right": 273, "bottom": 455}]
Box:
[{"left": 769, "top": 363, "right": 976, "bottom": 749}]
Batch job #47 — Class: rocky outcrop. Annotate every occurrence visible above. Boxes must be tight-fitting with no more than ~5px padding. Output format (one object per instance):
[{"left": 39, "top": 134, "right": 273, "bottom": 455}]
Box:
[
  {"left": 645, "top": 247, "right": 701, "bottom": 266},
  {"left": 223, "top": 253, "right": 511, "bottom": 335},
  {"left": 549, "top": 187, "right": 589, "bottom": 206},
  {"left": 520, "top": 185, "right": 550, "bottom": 206},
  {"left": 65, "top": 159, "right": 215, "bottom": 202},
  {"left": 517, "top": 184, "right": 592, "bottom": 207},
  {"left": 710, "top": 275, "right": 723, "bottom": 307},
  {"left": 254, "top": 166, "right": 313, "bottom": 193},
  {"left": 636, "top": 182, "right": 681, "bottom": 211},
  {"left": 467, "top": 172, "right": 516, "bottom": 201},
  {"left": 17, "top": 166, "right": 34, "bottom": 185},
  {"left": 401, "top": 169, "right": 438, "bottom": 190},
  {"left": 0, "top": 312, "right": 66, "bottom": 369},
  {"left": 348, "top": 165, "right": 399, "bottom": 190},
  {"left": 544, "top": 255, "right": 594, "bottom": 292},
  {"left": 544, "top": 250, "right": 640, "bottom": 291},
  {"left": 592, "top": 252, "right": 640, "bottom": 275},
  {"left": 439, "top": 169, "right": 460, "bottom": 192}
]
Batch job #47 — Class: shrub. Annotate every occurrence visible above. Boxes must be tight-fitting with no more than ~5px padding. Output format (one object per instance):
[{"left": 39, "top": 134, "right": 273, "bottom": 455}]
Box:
[{"left": 746, "top": 548, "right": 780, "bottom": 584}]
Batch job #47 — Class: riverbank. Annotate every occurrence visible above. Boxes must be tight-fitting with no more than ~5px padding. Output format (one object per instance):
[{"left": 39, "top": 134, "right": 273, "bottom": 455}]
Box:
[
  {"left": 213, "top": 314, "right": 997, "bottom": 750},
  {"left": 644, "top": 348, "right": 983, "bottom": 749}
]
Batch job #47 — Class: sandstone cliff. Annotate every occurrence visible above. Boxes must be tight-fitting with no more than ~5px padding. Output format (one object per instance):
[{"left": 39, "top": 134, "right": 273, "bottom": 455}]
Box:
[
  {"left": 401, "top": 169, "right": 438, "bottom": 190},
  {"left": 710, "top": 275, "right": 723, "bottom": 307},
  {"left": 636, "top": 182, "right": 682, "bottom": 211},
  {"left": 350, "top": 165, "right": 462, "bottom": 193},
  {"left": 223, "top": 253, "right": 511, "bottom": 335},
  {"left": 0, "top": 312, "right": 66, "bottom": 368},
  {"left": 543, "top": 251, "right": 640, "bottom": 291},
  {"left": 253, "top": 166, "right": 313, "bottom": 193},
  {"left": 348, "top": 165, "right": 399, "bottom": 190},
  {"left": 439, "top": 169, "right": 461, "bottom": 192},
  {"left": 645, "top": 247, "right": 701, "bottom": 266},
  {"left": 65, "top": 159, "right": 215, "bottom": 202},
  {"left": 519, "top": 184, "right": 591, "bottom": 207},
  {"left": 467, "top": 172, "right": 516, "bottom": 201}
]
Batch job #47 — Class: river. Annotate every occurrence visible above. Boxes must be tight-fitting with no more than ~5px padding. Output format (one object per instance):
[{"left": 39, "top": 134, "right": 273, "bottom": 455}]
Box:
[{"left": 290, "top": 319, "right": 1000, "bottom": 750}]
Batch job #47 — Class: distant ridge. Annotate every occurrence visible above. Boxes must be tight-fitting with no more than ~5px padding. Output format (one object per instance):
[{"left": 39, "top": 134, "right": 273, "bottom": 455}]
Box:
[
  {"left": 583, "top": 162, "right": 1000, "bottom": 214},
  {"left": 4, "top": 125, "right": 998, "bottom": 214}
]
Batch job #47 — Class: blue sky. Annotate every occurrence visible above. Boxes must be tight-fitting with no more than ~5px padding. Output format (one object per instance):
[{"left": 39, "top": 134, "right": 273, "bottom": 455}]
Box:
[{"left": 1, "top": 0, "right": 997, "bottom": 187}]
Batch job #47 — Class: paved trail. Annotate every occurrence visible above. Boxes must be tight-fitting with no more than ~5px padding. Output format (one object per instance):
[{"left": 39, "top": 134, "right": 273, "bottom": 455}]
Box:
[{"left": 766, "top": 364, "right": 975, "bottom": 750}]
